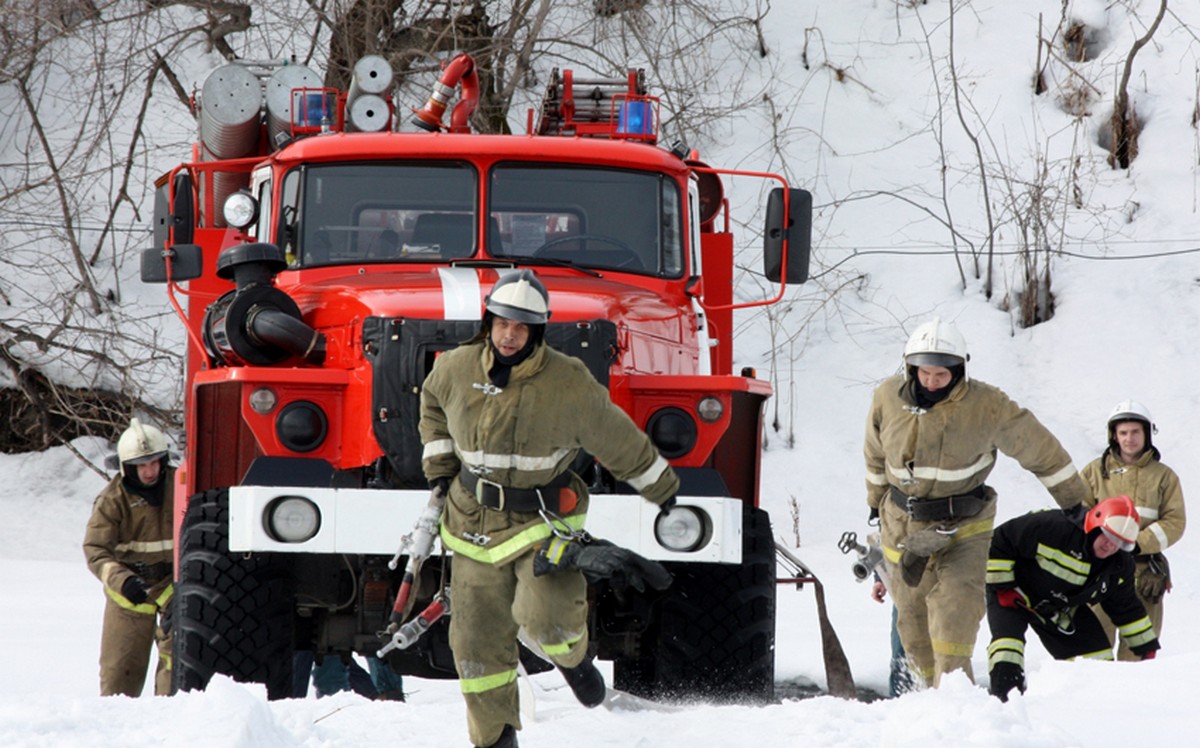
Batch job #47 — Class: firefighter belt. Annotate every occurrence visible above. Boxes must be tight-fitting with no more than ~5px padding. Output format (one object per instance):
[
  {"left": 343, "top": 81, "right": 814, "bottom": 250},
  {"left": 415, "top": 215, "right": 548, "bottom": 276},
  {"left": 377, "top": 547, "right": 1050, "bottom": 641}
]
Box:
[
  {"left": 889, "top": 484, "right": 990, "bottom": 522},
  {"left": 459, "top": 468, "right": 573, "bottom": 513}
]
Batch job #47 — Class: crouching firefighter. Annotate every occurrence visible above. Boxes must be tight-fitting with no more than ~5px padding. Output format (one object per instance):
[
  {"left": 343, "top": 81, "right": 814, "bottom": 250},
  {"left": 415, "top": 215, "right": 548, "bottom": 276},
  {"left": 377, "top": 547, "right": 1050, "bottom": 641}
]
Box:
[
  {"left": 83, "top": 418, "right": 176, "bottom": 696},
  {"left": 984, "top": 496, "right": 1160, "bottom": 702},
  {"left": 419, "top": 270, "right": 678, "bottom": 748}
]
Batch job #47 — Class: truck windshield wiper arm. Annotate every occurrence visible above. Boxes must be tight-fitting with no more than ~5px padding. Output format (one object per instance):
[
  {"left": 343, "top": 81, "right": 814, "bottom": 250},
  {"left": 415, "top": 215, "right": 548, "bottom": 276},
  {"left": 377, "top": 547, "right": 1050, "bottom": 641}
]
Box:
[{"left": 484, "top": 254, "right": 603, "bottom": 277}]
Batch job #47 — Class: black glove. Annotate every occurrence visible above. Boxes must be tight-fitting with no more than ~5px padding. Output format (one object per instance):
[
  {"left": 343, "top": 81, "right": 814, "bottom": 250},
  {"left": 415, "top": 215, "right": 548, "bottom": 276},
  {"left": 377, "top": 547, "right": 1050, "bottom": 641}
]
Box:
[
  {"left": 533, "top": 537, "right": 672, "bottom": 593},
  {"left": 429, "top": 476, "right": 451, "bottom": 495},
  {"left": 1063, "top": 503, "right": 1086, "bottom": 525},
  {"left": 121, "top": 576, "right": 150, "bottom": 605},
  {"left": 868, "top": 506, "right": 880, "bottom": 526},
  {"left": 657, "top": 496, "right": 677, "bottom": 518},
  {"left": 578, "top": 542, "right": 674, "bottom": 593}
]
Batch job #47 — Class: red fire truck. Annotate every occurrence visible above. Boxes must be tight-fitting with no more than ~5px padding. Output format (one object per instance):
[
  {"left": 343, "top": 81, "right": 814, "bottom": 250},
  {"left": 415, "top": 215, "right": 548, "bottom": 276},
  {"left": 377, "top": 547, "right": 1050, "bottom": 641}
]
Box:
[{"left": 143, "top": 53, "right": 810, "bottom": 702}]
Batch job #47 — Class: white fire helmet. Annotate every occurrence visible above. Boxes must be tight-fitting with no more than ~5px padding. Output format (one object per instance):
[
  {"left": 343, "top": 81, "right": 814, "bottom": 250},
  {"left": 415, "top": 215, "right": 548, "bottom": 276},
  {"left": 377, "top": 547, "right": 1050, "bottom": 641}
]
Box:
[
  {"left": 1107, "top": 399, "right": 1157, "bottom": 435},
  {"left": 117, "top": 418, "right": 169, "bottom": 466},
  {"left": 903, "top": 317, "right": 969, "bottom": 371},
  {"left": 1084, "top": 495, "right": 1141, "bottom": 552},
  {"left": 485, "top": 269, "right": 551, "bottom": 325}
]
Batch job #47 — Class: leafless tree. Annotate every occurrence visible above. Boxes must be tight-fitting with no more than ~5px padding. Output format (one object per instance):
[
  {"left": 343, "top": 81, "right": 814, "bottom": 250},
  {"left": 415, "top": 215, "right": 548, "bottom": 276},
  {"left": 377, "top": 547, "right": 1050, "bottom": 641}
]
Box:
[
  {"left": 0, "top": 0, "right": 781, "bottom": 457},
  {"left": 1108, "top": 0, "right": 1167, "bottom": 169}
]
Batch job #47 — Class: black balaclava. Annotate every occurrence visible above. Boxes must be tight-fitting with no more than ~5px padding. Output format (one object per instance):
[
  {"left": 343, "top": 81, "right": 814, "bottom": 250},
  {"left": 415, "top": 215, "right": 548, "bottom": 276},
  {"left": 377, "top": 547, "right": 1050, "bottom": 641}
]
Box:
[
  {"left": 908, "top": 363, "right": 965, "bottom": 409},
  {"left": 122, "top": 456, "right": 167, "bottom": 507},
  {"left": 484, "top": 311, "right": 545, "bottom": 387}
]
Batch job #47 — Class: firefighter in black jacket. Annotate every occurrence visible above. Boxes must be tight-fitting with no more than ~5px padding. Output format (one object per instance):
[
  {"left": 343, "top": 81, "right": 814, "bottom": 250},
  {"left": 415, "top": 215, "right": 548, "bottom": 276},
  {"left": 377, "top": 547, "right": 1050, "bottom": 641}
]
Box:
[{"left": 985, "top": 495, "right": 1159, "bottom": 701}]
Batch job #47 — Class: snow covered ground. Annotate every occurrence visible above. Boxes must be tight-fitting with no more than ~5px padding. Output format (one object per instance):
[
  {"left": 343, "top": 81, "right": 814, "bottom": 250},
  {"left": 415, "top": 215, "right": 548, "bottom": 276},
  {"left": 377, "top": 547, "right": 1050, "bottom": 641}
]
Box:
[{"left": 3, "top": 0, "right": 1199, "bottom": 746}]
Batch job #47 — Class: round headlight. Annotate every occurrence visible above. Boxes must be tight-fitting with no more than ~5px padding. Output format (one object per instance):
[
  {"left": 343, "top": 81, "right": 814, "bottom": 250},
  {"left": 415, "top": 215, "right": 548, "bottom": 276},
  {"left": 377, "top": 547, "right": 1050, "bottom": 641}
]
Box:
[
  {"left": 265, "top": 495, "right": 321, "bottom": 543},
  {"left": 697, "top": 396, "right": 723, "bottom": 423},
  {"left": 655, "top": 505, "right": 708, "bottom": 552},
  {"left": 223, "top": 190, "right": 258, "bottom": 229},
  {"left": 276, "top": 401, "right": 328, "bottom": 453},
  {"left": 249, "top": 387, "right": 278, "bottom": 415},
  {"left": 647, "top": 407, "right": 697, "bottom": 458}
]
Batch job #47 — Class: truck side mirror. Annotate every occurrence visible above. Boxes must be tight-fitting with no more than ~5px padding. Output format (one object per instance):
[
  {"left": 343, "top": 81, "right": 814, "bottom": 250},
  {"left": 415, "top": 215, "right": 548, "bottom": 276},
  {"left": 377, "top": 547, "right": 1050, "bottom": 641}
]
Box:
[
  {"left": 141, "top": 244, "right": 203, "bottom": 283},
  {"left": 154, "top": 172, "right": 195, "bottom": 247},
  {"left": 763, "top": 187, "right": 812, "bottom": 284}
]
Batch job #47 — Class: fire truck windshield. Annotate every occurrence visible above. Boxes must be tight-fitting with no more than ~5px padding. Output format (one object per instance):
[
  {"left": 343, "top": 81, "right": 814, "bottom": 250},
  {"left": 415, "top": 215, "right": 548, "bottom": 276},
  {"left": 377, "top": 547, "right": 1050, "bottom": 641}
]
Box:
[
  {"left": 487, "top": 164, "right": 683, "bottom": 277},
  {"left": 284, "top": 161, "right": 683, "bottom": 277}
]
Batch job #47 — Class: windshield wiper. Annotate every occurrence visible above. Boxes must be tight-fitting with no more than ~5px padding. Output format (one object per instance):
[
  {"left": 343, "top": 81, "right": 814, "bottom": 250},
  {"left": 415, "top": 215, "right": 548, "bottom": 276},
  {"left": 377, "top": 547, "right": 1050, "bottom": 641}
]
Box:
[{"left": 480, "top": 254, "right": 603, "bottom": 278}]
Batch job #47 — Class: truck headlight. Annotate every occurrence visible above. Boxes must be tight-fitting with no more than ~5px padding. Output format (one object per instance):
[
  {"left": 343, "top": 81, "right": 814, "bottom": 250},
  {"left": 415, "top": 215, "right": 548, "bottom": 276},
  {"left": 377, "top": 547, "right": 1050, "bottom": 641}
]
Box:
[
  {"left": 647, "top": 407, "right": 696, "bottom": 458},
  {"left": 697, "top": 395, "right": 723, "bottom": 423},
  {"left": 264, "top": 495, "right": 321, "bottom": 542},
  {"left": 223, "top": 190, "right": 259, "bottom": 230},
  {"left": 276, "top": 401, "right": 327, "bottom": 453},
  {"left": 249, "top": 386, "right": 278, "bottom": 414},
  {"left": 654, "top": 505, "right": 708, "bottom": 552}
]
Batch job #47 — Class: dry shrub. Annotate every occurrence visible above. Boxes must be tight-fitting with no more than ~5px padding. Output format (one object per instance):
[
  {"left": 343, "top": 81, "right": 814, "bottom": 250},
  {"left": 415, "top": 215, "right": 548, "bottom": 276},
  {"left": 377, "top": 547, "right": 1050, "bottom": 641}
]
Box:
[{"left": 1057, "top": 78, "right": 1093, "bottom": 117}]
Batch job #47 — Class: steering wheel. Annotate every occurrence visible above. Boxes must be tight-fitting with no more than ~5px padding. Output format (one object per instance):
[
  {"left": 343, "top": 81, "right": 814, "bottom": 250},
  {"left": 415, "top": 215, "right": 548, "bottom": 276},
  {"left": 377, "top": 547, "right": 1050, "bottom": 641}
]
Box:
[{"left": 532, "top": 233, "right": 641, "bottom": 268}]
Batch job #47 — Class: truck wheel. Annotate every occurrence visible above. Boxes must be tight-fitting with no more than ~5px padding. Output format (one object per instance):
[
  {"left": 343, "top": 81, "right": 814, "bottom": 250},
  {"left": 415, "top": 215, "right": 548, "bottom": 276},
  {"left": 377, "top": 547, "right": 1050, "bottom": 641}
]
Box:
[
  {"left": 613, "top": 505, "right": 776, "bottom": 702},
  {"left": 172, "top": 488, "right": 295, "bottom": 700}
]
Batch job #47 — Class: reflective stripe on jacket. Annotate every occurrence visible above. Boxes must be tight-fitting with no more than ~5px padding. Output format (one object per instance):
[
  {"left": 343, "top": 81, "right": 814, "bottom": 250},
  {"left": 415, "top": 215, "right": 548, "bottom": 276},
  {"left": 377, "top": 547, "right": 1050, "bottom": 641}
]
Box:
[
  {"left": 83, "top": 470, "right": 175, "bottom": 607},
  {"left": 864, "top": 375, "right": 1088, "bottom": 510},
  {"left": 1080, "top": 450, "right": 1186, "bottom": 555},
  {"left": 421, "top": 340, "right": 678, "bottom": 566}
]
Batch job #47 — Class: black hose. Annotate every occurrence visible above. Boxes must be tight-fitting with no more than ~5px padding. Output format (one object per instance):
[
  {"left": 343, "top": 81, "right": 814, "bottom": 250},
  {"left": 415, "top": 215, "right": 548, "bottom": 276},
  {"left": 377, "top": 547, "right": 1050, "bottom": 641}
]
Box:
[{"left": 246, "top": 306, "right": 326, "bottom": 364}]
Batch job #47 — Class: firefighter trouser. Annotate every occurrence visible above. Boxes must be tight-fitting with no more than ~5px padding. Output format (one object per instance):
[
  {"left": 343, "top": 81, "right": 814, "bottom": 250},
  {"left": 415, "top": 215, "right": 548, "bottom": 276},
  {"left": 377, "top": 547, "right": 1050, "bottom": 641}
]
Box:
[
  {"left": 986, "top": 594, "right": 1112, "bottom": 696},
  {"left": 881, "top": 494, "right": 996, "bottom": 687},
  {"left": 450, "top": 547, "right": 589, "bottom": 747},
  {"left": 1092, "top": 557, "right": 1165, "bottom": 662},
  {"left": 99, "top": 596, "right": 172, "bottom": 697}
]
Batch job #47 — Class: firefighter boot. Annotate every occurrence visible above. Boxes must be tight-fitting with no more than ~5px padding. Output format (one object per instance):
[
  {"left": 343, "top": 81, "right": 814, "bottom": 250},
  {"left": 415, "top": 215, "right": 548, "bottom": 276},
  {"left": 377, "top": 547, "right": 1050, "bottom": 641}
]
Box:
[
  {"left": 478, "top": 724, "right": 518, "bottom": 748},
  {"left": 559, "top": 657, "right": 606, "bottom": 707}
]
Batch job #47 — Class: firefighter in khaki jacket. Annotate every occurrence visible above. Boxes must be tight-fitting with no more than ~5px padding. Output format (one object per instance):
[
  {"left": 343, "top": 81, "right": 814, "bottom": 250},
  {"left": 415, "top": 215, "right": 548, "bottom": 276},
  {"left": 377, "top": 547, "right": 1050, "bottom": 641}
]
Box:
[
  {"left": 863, "top": 318, "right": 1090, "bottom": 688},
  {"left": 1080, "top": 400, "right": 1186, "bottom": 660},
  {"left": 985, "top": 496, "right": 1160, "bottom": 701},
  {"left": 420, "top": 270, "right": 678, "bottom": 748},
  {"left": 83, "top": 418, "right": 175, "bottom": 697}
]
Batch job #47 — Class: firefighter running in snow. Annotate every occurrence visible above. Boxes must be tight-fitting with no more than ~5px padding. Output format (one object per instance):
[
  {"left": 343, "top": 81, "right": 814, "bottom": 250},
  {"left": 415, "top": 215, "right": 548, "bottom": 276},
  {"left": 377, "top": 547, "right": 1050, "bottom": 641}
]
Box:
[
  {"left": 985, "top": 496, "right": 1160, "bottom": 701},
  {"left": 82, "top": 418, "right": 175, "bottom": 696},
  {"left": 1080, "top": 400, "right": 1186, "bottom": 660},
  {"left": 419, "top": 269, "right": 678, "bottom": 748},
  {"left": 863, "top": 318, "right": 1090, "bottom": 688}
]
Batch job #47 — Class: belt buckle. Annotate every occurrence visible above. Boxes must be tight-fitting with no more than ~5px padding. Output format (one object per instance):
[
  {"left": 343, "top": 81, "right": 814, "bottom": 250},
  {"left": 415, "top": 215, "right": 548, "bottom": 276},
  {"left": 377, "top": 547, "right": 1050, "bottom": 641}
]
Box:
[
  {"left": 905, "top": 495, "right": 920, "bottom": 516},
  {"left": 475, "top": 475, "right": 505, "bottom": 510}
]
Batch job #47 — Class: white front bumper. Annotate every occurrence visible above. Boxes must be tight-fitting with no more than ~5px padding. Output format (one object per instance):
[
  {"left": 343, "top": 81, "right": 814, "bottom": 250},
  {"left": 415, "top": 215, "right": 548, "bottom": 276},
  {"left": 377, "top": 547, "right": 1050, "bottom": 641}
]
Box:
[{"left": 227, "top": 486, "right": 743, "bottom": 564}]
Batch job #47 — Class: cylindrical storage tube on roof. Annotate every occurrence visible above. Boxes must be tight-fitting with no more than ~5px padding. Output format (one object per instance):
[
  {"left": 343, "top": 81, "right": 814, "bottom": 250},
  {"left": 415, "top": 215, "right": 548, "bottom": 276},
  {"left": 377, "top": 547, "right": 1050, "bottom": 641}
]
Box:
[
  {"left": 345, "top": 93, "right": 389, "bottom": 133},
  {"left": 199, "top": 63, "right": 262, "bottom": 159},
  {"left": 265, "top": 64, "right": 322, "bottom": 146},
  {"left": 349, "top": 55, "right": 394, "bottom": 98},
  {"left": 200, "top": 144, "right": 251, "bottom": 228}
]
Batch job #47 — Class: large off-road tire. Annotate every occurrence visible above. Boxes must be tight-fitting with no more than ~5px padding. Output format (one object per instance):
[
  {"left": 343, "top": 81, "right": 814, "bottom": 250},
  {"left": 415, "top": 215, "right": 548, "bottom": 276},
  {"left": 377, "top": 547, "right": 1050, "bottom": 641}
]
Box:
[
  {"left": 172, "top": 488, "right": 295, "bottom": 699},
  {"left": 613, "top": 505, "right": 776, "bottom": 703}
]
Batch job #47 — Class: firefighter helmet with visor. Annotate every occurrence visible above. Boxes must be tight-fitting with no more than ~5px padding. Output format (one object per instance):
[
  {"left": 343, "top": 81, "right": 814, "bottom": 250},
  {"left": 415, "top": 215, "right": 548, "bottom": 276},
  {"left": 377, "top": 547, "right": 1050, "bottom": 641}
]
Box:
[
  {"left": 117, "top": 418, "right": 169, "bottom": 466},
  {"left": 903, "top": 317, "right": 969, "bottom": 370},
  {"left": 1084, "top": 495, "right": 1140, "bottom": 552},
  {"left": 485, "top": 269, "right": 551, "bottom": 325}
]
